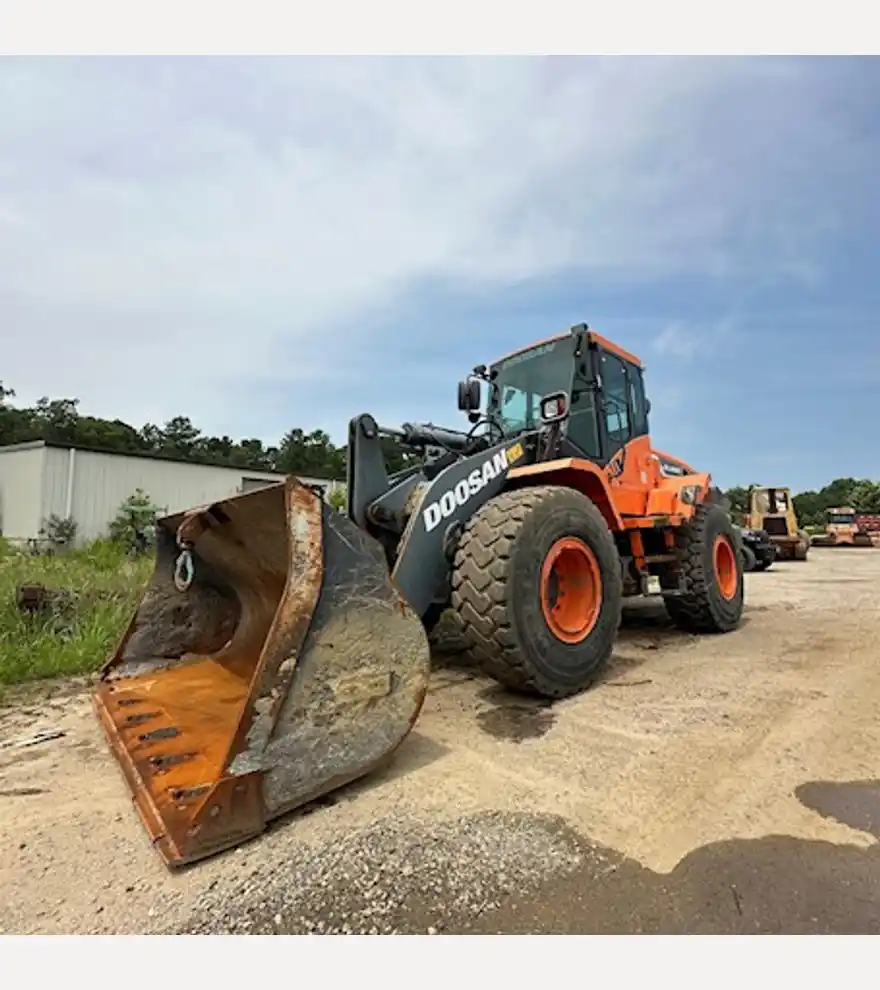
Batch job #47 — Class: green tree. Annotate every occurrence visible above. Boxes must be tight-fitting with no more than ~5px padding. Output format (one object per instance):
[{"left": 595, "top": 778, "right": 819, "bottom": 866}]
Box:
[
  {"left": 792, "top": 490, "right": 824, "bottom": 527},
  {"left": 277, "top": 428, "right": 344, "bottom": 477},
  {"left": 109, "top": 489, "right": 161, "bottom": 550},
  {"left": 850, "top": 479, "right": 880, "bottom": 512},
  {"left": 33, "top": 396, "right": 80, "bottom": 443},
  {"left": 160, "top": 416, "right": 202, "bottom": 458},
  {"left": 792, "top": 478, "right": 880, "bottom": 527},
  {"left": 328, "top": 487, "right": 347, "bottom": 512},
  {"left": 197, "top": 434, "right": 237, "bottom": 464},
  {"left": 724, "top": 486, "right": 750, "bottom": 523},
  {"left": 0, "top": 383, "right": 37, "bottom": 445},
  {"left": 0, "top": 382, "right": 352, "bottom": 478},
  {"left": 380, "top": 436, "right": 419, "bottom": 475},
  {"left": 230, "top": 438, "right": 273, "bottom": 471}
]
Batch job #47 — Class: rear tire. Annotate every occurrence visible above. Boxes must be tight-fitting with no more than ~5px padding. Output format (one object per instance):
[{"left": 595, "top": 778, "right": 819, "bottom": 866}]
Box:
[
  {"left": 451, "top": 486, "right": 623, "bottom": 699},
  {"left": 741, "top": 545, "right": 757, "bottom": 572},
  {"left": 794, "top": 530, "right": 810, "bottom": 560},
  {"left": 754, "top": 557, "right": 773, "bottom": 572},
  {"left": 664, "top": 503, "right": 744, "bottom": 633}
]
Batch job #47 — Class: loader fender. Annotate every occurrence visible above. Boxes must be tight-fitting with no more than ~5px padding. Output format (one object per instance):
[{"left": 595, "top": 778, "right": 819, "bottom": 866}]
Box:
[
  {"left": 506, "top": 458, "right": 623, "bottom": 531},
  {"left": 391, "top": 438, "right": 528, "bottom": 616},
  {"left": 93, "top": 478, "right": 431, "bottom": 869}
]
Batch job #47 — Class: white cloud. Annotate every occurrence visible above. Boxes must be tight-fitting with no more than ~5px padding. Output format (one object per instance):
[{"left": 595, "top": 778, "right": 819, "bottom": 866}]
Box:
[
  {"left": 0, "top": 57, "right": 874, "bottom": 440},
  {"left": 653, "top": 316, "right": 737, "bottom": 362}
]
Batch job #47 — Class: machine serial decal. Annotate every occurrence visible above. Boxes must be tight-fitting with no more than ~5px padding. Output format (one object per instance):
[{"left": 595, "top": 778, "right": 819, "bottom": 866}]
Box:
[
  {"left": 497, "top": 342, "right": 556, "bottom": 370},
  {"left": 657, "top": 456, "right": 686, "bottom": 477},
  {"left": 422, "top": 449, "right": 513, "bottom": 533},
  {"left": 606, "top": 446, "right": 627, "bottom": 480}
]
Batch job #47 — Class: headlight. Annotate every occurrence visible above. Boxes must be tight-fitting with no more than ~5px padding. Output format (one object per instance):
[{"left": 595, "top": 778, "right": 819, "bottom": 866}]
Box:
[{"left": 679, "top": 484, "right": 701, "bottom": 505}]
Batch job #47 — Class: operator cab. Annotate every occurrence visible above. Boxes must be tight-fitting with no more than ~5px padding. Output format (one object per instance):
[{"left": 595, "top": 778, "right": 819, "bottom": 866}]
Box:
[
  {"left": 457, "top": 323, "right": 650, "bottom": 468},
  {"left": 827, "top": 509, "right": 856, "bottom": 526}
]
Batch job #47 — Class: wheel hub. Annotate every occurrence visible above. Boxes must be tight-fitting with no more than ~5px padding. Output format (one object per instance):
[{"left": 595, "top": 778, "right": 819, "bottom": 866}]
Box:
[{"left": 540, "top": 537, "right": 602, "bottom": 644}]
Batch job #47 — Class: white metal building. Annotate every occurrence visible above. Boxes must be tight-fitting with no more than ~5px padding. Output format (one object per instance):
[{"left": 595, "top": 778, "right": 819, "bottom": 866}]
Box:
[{"left": 0, "top": 440, "right": 342, "bottom": 545}]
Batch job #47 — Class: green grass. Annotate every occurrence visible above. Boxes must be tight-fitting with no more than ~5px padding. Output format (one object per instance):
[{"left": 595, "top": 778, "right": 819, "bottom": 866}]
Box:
[{"left": 0, "top": 538, "right": 153, "bottom": 689}]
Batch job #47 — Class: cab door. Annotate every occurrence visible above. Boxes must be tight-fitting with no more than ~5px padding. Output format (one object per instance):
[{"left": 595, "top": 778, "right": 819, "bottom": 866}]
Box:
[{"left": 596, "top": 348, "right": 651, "bottom": 516}]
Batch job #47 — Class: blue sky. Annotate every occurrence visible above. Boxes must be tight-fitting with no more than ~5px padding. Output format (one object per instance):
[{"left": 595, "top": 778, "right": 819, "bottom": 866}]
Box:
[{"left": 1, "top": 56, "right": 878, "bottom": 491}]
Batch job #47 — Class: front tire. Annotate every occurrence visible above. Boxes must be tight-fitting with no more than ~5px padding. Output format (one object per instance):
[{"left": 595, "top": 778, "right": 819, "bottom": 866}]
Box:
[
  {"left": 451, "top": 486, "right": 623, "bottom": 699},
  {"left": 741, "top": 545, "right": 757, "bottom": 572},
  {"left": 664, "top": 502, "right": 744, "bottom": 633}
]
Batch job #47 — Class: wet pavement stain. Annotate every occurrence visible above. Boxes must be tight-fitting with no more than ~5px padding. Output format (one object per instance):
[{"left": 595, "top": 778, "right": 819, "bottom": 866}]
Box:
[
  {"left": 476, "top": 687, "right": 557, "bottom": 743},
  {"left": 456, "top": 829, "right": 880, "bottom": 935},
  {"left": 617, "top": 603, "right": 704, "bottom": 647},
  {"left": 456, "top": 781, "right": 880, "bottom": 934},
  {"left": 203, "top": 809, "right": 880, "bottom": 935},
  {"left": 601, "top": 651, "right": 654, "bottom": 688},
  {"left": 605, "top": 651, "right": 651, "bottom": 673},
  {"left": 796, "top": 780, "right": 880, "bottom": 840}
]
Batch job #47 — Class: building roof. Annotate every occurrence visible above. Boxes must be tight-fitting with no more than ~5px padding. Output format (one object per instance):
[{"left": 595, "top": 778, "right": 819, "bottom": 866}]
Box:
[{"left": 0, "top": 438, "right": 309, "bottom": 479}]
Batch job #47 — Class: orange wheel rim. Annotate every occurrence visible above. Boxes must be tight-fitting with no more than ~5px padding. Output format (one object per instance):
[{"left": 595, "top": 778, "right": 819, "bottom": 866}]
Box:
[
  {"left": 713, "top": 534, "right": 738, "bottom": 600},
  {"left": 540, "top": 537, "right": 602, "bottom": 644}
]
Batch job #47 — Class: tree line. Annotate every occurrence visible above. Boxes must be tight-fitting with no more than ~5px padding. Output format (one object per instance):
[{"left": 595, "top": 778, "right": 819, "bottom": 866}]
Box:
[
  {"left": 726, "top": 480, "right": 880, "bottom": 528},
  {"left": 0, "top": 382, "right": 415, "bottom": 479},
  {"left": 2, "top": 384, "right": 877, "bottom": 521}
]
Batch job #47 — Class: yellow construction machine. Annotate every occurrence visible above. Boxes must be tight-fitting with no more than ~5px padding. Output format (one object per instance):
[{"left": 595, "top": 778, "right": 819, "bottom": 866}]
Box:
[
  {"left": 745, "top": 486, "right": 810, "bottom": 561},
  {"left": 93, "top": 324, "right": 744, "bottom": 869},
  {"left": 811, "top": 507, "right": 876, "bottom": 548}
]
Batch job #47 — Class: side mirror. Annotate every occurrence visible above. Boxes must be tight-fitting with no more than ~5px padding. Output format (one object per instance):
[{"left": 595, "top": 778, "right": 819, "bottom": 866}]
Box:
[
  {"left": 645, "top": 398, "right": 652, "bottom": 416},
  {"left": 457, "top": 377, "right": 481, "bottom": 412},
  {"left": 539, "top": 391, "right": 569, "bottom": 425}
]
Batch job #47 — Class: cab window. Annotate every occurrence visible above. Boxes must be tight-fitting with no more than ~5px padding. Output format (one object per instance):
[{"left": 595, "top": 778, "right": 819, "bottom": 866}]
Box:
[
  {"left": 628, "top": 365, "right": 649, "bottom": 438},
  {"left": 599, "top": 352, "right": 631, "bottom": 451},
  {"left": 567, "top": 385, "right": 601, "bottom": 459}
]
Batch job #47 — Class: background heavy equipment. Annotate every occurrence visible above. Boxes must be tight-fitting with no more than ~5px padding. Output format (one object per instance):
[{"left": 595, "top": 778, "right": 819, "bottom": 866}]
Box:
[
  {"left": 854, "top": 513, "right": 880, "bottom": 541},
  {"left": 811, "top": 507, "right": 877, "bottom": 547},
  {"left": 735, "top": 525, "right": 776, "bottom": 572},
  {"left": 745, "top": 486, "right": 810, "bottom": 561},
  {"left": 93, "top": 322, "right": 744, "bottom": 869}
]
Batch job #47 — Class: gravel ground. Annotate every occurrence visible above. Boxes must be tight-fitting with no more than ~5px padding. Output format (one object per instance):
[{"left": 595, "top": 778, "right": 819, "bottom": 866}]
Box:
[
  {"left": 168, "top": 811, "right": 588, "bottom": 935},
  {"left": 2, "top": 549, "right": 880, "bottom": 934}
]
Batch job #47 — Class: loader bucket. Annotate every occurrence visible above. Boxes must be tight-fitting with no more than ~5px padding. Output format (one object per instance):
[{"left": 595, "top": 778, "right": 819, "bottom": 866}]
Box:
[
  {"left": 92, "top": 479, "right": 431, "bottom": 869},
  {"left": 810, "top": 533, "right": 836, "bottom": 547},
  {"left": 811, "top": 532, "right": 875, "bottom": 548}
]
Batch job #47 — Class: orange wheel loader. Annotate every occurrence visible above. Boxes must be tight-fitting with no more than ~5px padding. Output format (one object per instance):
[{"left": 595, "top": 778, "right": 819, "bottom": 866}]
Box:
[{"left": 93, "top": 323, "right": 744, "bottom": 869}]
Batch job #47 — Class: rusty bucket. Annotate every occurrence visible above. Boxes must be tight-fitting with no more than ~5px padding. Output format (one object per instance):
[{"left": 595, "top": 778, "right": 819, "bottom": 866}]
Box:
[{"left": 93, "top": 479, "right": 431, "bottom": 869}]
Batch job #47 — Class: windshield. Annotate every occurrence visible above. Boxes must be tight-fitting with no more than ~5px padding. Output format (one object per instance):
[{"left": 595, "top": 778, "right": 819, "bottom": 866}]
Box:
[
  {"left": 754, "top": 489, "right": 790, "bottom": 514},
  {"left": 828, "top": 513, "right": 855, "bottom": 525},
  {"left": 487, "top": 339, "right": 575, "bottom": 435}
]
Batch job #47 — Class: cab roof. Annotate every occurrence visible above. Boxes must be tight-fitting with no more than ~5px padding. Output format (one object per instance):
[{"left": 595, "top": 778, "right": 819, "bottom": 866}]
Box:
[{"left": 490, "top": 329, "right": 643, "bottom": 369}]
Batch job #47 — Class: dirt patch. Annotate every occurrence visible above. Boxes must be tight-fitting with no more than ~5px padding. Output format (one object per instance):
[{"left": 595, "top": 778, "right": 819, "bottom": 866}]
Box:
[
  {"left": 476, "top": 688, "right": 557, "bottom": 743},
  {"left": 2, "top": 549, "right": 880, "bottom": 934}
]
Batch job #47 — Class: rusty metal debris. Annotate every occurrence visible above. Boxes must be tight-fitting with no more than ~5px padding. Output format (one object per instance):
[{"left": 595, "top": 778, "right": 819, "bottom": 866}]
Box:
[
  {"left": 16, "top": 584, "right": 74, "bottom": 618},
  {"left": 0, "top": 728, "right": 66, "bottom": 749}
]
